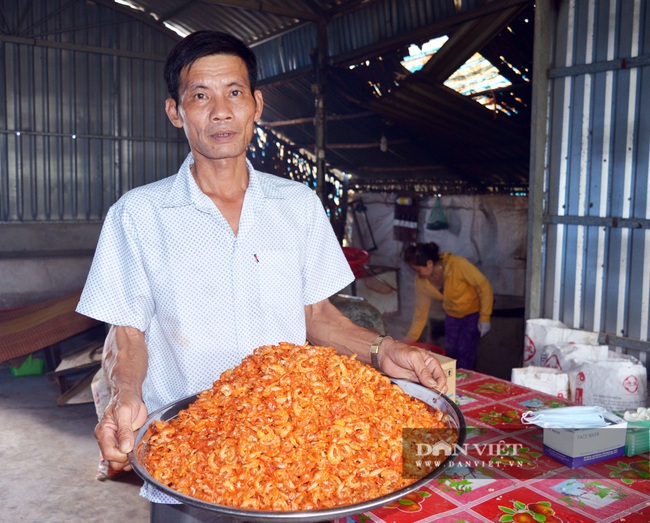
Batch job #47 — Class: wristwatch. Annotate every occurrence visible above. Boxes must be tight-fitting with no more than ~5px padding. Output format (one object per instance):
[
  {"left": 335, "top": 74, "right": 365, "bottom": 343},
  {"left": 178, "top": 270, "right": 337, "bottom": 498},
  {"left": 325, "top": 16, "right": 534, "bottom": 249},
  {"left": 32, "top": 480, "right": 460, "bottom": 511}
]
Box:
[{"left": 370, "top": 334, "right": 393, "bottom": 372}]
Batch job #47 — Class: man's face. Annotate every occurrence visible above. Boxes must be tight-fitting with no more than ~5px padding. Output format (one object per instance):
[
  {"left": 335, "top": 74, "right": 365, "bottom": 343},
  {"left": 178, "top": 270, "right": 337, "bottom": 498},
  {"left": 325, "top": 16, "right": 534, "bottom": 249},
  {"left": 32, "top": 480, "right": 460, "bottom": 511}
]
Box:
[{"left": 165, "top": 54, "right": 263, "bottom": 163}]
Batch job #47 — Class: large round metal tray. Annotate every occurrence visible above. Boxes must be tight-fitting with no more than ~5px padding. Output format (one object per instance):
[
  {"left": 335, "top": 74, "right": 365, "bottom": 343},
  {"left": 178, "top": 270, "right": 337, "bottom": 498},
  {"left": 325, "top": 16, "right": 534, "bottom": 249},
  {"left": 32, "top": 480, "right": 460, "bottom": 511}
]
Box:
[{"left": 130, "top": 378, "right": 466, "bottom": 522}]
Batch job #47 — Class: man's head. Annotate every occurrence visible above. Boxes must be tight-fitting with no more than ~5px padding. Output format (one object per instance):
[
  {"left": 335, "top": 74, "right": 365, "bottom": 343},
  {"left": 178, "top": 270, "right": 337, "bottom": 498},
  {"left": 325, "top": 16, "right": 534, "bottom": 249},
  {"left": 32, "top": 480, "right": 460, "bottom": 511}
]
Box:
[{"left": 164, "top": 30, "right": 258, "bottom": 105}]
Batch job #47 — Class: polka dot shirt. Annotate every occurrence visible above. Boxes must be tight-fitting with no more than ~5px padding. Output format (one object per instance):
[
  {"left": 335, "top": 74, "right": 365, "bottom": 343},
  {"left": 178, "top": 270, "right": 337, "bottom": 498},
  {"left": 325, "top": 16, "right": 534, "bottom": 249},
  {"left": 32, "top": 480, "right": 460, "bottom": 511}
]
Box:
[{"left": 77, "top": 152, "right": 354, "bottom": 503}]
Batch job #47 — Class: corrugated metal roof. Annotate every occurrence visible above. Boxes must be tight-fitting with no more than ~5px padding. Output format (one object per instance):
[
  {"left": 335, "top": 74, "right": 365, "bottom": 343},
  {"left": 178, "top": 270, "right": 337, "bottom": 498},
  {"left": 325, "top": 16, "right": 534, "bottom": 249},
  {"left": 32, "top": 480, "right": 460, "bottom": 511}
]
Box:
[{"left": 87, "top": 0, "right": 536, "bottom": 191}]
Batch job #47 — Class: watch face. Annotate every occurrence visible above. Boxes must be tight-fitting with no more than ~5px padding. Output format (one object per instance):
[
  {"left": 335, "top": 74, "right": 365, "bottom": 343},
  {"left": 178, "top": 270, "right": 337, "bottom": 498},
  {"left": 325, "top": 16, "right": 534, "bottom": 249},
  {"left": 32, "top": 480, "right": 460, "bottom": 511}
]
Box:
[
  {"left": 372, "top": 335, "right": 391, "bottom": 350},
  {"left": 370, "top": 336, "right": 387, "bottom": 371}
]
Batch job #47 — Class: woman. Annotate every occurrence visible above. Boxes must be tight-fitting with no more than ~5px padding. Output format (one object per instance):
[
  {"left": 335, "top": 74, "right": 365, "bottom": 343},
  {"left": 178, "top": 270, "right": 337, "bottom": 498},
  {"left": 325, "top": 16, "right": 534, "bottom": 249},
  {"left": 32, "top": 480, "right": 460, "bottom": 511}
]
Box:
[{"left": 403, "top": 242, "right": 493, "bottom": 370}]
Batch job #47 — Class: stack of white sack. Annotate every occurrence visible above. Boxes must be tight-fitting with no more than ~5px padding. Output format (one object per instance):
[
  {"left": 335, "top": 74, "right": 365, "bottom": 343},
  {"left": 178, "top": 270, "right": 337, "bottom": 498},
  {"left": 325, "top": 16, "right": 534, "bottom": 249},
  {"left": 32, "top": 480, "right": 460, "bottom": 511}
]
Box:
[
  {"left": 539, "top": 342, "right": 647, "bottom": 412},
  {"left": 523, "top": 319, "right": 600, "bottom": 367}
]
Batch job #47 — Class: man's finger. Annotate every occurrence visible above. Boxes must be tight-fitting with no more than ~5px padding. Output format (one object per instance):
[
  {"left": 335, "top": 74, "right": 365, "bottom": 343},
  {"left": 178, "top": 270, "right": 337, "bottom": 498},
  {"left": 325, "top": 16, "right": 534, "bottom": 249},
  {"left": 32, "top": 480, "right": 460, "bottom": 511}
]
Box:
[{"left": 115, "top": 405, "right": 137, "bottom": 454}]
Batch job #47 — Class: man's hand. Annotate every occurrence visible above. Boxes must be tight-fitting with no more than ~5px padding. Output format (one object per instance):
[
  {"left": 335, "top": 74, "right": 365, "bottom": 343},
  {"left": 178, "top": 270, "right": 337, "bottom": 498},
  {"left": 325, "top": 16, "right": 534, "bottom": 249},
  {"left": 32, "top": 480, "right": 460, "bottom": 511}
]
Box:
[
  {"left": 379, "top": 341, "right": 448, "bottom": 392},
  {"left": 95, "top": 390, "right": 148, "bottom": 472},
  {"left": 95, "top": 325, "right": 149, "bottom": 471}
]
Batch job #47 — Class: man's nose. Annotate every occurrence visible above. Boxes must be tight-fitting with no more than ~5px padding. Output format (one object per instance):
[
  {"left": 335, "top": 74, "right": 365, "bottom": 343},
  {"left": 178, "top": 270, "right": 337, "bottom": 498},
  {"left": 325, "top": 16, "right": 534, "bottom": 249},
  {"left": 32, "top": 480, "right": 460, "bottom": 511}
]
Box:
[{"left": 210, "top": 97, "right": 232, "bottom": 120}]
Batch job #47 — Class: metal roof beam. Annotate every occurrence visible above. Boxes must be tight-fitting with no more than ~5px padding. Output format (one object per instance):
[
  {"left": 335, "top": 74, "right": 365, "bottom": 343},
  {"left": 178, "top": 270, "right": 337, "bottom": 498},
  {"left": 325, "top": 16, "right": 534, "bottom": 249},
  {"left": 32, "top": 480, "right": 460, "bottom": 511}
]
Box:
[
  {"left": 91, "top": 0, "right": 183, "bottom": 39},
  {"left": 0, "top": 33, "right": 167, "bottom": 61},
  {"left": 155, "top": 0, "right": 199, "bottom": 25},
  {"left": 260, "top": 111, "right": 374, "bottom": 127},
  {"left": 202, "top": 0, "right": 320, "bottom": 21}
]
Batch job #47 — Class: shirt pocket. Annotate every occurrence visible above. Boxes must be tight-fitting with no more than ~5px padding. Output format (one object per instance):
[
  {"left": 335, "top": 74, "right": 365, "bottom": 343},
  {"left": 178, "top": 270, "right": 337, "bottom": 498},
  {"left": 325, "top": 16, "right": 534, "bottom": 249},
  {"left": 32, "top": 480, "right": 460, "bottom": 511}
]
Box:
[{"left": 256, "top": 250, "right": 303, "bottom": 308}]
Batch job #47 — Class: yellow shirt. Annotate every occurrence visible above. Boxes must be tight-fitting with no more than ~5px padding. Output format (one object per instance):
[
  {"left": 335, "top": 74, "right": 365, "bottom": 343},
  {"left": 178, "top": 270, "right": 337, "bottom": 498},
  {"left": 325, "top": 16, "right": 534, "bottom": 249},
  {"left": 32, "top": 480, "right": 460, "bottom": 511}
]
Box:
[{"left": 406, "top": 252, "right": 493, "bottom": 341}]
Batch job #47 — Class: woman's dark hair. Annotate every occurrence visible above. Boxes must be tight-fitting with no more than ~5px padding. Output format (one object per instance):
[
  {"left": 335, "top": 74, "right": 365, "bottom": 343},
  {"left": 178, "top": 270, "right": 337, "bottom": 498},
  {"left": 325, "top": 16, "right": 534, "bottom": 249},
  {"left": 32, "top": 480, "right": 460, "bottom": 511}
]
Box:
[
  {"left": 164, "top": 30, "right": 258, "bottom": 104},
  {"left": 403, "top": 242, "right": 440, "bottom": 267}
]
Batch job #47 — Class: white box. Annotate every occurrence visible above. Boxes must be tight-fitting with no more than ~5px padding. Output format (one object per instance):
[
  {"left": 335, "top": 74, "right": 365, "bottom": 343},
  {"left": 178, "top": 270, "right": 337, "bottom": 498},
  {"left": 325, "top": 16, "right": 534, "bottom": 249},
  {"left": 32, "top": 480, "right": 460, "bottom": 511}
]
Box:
[{"left": 543, "top": 412, "right": 627, "bottom": 468}]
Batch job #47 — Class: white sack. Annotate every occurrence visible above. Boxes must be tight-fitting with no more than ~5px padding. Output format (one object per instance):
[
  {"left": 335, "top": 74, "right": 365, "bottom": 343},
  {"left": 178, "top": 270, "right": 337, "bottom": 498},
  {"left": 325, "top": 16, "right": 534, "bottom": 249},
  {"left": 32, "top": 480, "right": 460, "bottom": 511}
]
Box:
[
  {"left": 511, "top": 366, "right": 570, "bottom": 399},
  {"left": 523, "top": 319, "right": 599, "bottom": 367},
  {"left": 541, "top": 342, "right": 610, "bottom": 371},
  {"left": 569, "top": 357, "right": 648, "bottom": 412}
]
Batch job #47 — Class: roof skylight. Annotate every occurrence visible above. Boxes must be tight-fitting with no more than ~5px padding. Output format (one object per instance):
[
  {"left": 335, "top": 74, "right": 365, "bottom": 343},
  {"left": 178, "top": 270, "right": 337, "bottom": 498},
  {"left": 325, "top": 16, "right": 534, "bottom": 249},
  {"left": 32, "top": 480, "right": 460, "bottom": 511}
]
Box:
[{"left": 402, "top": 36, "right": 513, "bottom": 114}]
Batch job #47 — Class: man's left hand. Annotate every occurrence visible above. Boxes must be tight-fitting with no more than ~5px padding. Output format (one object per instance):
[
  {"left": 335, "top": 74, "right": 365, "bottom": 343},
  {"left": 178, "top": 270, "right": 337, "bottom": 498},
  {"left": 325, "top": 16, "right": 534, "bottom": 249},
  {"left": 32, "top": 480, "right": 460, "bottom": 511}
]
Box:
[{"left": 380, "top": 340, "right": 448, "bottom": 392}]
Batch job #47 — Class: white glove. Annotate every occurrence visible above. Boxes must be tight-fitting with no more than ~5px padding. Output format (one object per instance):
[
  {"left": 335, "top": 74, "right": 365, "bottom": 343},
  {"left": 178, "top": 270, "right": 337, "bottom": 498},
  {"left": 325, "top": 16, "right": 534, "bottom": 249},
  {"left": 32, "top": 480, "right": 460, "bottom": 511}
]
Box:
[{"left": 478, "top": 321, "right": 491, "bottom": 337}]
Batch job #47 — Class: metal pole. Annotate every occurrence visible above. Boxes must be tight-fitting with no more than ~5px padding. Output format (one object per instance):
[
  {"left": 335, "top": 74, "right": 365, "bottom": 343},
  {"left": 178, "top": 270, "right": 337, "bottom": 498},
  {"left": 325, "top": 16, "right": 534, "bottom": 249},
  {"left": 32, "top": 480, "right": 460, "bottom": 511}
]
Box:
[
  {"left": 313, "top": 19, "right": 328, "bottom": 206},
  {"left": 525, "top": 0, "right": 555, "bottom": 320}
]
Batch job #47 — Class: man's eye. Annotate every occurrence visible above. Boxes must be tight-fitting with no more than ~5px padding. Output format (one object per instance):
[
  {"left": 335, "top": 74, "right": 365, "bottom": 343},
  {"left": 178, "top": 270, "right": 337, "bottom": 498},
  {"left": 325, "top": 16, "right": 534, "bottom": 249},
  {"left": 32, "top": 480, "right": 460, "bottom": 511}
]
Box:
[
  {"left": 195, "top": 93, "right": 205, "bottom": 99},
  {"left": 231, "top": 90, "right": 242, "bottom": 96}
]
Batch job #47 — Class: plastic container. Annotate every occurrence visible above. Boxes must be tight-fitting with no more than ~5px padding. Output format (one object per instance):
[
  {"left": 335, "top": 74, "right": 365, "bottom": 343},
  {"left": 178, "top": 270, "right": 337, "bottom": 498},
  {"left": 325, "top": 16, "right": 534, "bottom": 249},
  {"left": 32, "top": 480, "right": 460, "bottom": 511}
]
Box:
[
  {"left": 342, "top": 247, "right": 370, "bottom": 278},
  {"left": 10, "top": 354, "right": 45, "bottom": 377},
  {"left": 624, "top": 420, "right": 650, "bottom": 457}
]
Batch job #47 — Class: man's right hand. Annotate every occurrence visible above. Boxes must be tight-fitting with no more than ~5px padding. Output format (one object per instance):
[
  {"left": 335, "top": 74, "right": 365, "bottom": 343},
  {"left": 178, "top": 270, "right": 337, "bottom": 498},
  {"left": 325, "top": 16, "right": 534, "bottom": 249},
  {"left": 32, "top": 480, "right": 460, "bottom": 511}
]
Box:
[
  {"left": 96, "top": 325, "right": 150, "bottom": 471},
  {"left": 94, "top": 390, "right": 148, "bottom": 472}
]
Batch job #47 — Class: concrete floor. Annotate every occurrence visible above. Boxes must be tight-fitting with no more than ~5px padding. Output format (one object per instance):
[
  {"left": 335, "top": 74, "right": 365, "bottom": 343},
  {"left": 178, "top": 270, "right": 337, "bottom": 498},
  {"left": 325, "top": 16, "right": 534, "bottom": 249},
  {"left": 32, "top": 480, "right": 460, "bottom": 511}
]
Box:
[{"left": 0, "top": 362, "right": 150, "bottom": 523}]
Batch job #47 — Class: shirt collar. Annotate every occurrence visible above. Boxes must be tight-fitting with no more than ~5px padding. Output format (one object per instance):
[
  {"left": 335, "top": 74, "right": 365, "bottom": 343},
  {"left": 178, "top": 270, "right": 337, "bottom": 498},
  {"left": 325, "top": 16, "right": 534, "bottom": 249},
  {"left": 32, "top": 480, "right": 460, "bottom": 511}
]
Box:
[{"left": 162, "top": 152, "right": 283, "bottom": 208}]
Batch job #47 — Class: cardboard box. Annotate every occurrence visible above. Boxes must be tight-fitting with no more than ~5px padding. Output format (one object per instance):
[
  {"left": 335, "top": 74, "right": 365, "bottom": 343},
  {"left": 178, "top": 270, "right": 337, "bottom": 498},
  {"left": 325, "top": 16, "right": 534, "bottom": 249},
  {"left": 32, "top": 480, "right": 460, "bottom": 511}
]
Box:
[
  {"left": 435, "top": 354, "right": 456, "bottom": 402},
  {"left": 543, "top": 412, "right": 627, "bottom": 468}
]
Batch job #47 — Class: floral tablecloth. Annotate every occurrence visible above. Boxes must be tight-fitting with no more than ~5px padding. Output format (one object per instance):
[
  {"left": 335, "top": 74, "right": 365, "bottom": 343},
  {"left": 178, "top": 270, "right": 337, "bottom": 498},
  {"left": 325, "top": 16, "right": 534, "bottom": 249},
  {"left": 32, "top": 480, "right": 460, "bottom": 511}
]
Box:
[{"left": 337, "top": 370, "right": 650, "bottom": 523}]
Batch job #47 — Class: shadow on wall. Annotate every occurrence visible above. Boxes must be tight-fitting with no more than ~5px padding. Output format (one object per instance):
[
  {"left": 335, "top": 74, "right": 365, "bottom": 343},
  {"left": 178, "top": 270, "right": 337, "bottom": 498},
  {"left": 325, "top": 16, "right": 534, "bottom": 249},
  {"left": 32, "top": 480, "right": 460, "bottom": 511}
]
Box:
[{"left": 476, "top": 310, "right": 525, "bottom": 380}]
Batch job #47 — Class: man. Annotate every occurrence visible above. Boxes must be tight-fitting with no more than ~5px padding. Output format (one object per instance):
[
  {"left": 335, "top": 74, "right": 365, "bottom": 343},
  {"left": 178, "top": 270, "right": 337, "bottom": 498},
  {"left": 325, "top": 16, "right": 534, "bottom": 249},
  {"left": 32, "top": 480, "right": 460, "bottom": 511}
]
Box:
[{"left": 77, "top": 30, "right": 447, "bottom": 520}]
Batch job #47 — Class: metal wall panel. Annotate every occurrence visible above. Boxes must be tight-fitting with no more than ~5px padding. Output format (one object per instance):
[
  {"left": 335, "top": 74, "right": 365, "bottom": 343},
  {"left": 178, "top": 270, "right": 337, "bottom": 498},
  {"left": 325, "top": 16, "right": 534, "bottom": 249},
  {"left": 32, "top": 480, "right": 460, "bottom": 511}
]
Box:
[
  {"left": 0, "top": 0, "right": 187, "bottom": 222},
  {"left": 541, "top": 0, "right": 650, "bottom": 355}
]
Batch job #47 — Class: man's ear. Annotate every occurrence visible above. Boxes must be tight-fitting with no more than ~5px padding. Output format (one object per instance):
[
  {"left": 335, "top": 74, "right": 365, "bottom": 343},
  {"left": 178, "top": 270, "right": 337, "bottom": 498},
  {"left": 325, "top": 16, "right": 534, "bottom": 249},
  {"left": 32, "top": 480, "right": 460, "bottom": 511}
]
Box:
[
  {"left": 253, "top": 90, "right": 264, "bottom": 121},
  {"left": 165, "top": 98, "right": 183, "bottom": 129}
]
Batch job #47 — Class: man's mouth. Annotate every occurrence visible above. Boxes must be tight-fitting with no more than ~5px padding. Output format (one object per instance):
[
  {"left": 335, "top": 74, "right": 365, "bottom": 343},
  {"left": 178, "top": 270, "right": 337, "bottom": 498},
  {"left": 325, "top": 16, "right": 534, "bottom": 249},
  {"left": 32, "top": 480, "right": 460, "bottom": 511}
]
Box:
[{"left": 211, "top": 130, "right": 236, "bottom": 139}]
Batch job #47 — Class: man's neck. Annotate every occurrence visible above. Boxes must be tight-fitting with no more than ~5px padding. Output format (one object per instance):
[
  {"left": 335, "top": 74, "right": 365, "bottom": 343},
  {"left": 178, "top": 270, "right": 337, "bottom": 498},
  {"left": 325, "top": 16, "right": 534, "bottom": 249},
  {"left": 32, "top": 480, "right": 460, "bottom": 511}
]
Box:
[{"left": 190, "top": 155, "right": 249, "bottom": 234}]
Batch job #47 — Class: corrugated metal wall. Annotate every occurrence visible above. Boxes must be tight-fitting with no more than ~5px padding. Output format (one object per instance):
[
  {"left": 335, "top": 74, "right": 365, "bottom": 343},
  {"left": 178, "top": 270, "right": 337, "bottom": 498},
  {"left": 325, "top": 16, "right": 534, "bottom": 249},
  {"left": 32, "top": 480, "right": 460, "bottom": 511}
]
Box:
[
  {"left": 0, "top": 0, "right": 187, "bottom": 222},
  {"left": 540, "top": 0, "right": 650, "bottom": 356}
]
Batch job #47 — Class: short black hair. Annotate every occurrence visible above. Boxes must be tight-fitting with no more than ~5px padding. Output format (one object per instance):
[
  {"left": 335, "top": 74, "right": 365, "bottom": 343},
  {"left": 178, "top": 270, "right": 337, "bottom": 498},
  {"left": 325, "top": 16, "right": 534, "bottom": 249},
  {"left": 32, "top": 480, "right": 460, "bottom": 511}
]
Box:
[
  {"left": 164, "top": 30, "right": 258, "bottom": 104},
  {"left": 403, "top": 242, "right": 440, "bottom": 266}
]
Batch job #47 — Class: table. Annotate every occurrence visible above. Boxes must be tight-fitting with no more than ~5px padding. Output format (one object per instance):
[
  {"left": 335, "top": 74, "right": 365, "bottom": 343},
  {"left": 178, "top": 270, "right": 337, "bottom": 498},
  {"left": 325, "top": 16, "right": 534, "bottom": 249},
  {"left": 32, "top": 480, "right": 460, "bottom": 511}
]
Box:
[{"left": 336, "top": 370, "right": 650, "bottom": 523}]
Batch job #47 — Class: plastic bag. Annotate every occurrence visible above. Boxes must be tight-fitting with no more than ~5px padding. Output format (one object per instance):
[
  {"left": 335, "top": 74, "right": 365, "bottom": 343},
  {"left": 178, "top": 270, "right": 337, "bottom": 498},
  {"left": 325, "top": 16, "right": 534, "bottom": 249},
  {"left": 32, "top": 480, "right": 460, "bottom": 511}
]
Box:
[{"left": 426, "top": 197, "right": 448, "bottom": 230}]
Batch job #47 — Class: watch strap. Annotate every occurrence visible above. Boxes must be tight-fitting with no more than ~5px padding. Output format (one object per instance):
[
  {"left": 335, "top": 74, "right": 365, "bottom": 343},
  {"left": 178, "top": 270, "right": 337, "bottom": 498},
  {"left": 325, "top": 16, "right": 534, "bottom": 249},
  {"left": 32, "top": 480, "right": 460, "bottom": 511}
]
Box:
[{"left": 370, "top": 335, "right": 393, "bottom": 372}]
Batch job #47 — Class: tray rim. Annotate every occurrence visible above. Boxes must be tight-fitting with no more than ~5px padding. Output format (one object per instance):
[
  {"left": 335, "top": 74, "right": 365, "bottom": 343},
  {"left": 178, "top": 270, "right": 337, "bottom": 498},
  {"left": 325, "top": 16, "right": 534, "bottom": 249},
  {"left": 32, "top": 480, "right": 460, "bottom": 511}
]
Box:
[{"left": 129, "top": 378, "right": 467, "bottom": 522}]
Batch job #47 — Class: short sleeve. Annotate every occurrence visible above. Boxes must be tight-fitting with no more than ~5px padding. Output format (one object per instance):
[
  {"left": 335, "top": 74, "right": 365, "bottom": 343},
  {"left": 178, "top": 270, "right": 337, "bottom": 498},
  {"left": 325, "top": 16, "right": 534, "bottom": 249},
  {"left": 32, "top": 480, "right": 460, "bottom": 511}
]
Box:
[
  {"left": 301, "top": 191, "right": 354, "bottom": 305},
  {"left": 76, "top": 202, "right": 154, "bottom": 331}
]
